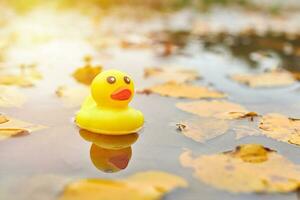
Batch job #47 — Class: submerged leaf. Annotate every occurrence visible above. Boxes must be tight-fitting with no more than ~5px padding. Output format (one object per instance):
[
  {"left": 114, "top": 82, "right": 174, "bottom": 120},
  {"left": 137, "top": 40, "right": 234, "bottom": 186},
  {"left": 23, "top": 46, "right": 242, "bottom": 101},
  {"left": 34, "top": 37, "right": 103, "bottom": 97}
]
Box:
[
  {"left": 0, "top": 86, "right": 26, "bottom": 107},
  {"left": 180, "top": 144, "right": 300, "bottom": 193},
  {"left": 55, "top": 85, "right": 89, "bottom": 108},
  {"left": 0, "top": 115, "right": 46, "bottom": 140},
  {"left": 176, "top": 100, "right": 249, "bottom": 119},
  {"left": 230, "top": 70, "right": 296, "bottom": 88},
  {"left": 259, "top": 113, "right": 300, "bottom": 146},
  {"left": 59, "top": 171, "right": 187, "bottom": 200},
  {"left": 144, "top": 67, "right": 200, "bottom": 83},
  {"left": 140, "top": 82, "right": 225, "bottom": 99},
  {"left": 176, "top": 118, "right": 229, "bottom": 143}
]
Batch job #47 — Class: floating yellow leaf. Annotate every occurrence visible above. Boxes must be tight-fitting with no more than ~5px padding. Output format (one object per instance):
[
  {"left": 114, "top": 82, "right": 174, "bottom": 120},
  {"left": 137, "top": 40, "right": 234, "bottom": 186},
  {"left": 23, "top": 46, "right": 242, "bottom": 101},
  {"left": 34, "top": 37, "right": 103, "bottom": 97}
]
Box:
[
  {"left": 0, "top": 86, "right": 26, "bottom": 107},
  {"left": 55, "top": 85, "right": 89, "bottom": 108},
  {"left": 59, "top": 171, "right": 187, "bottom": 200},
  {"left": 176, "top": 118, "right": 229, "bottom": 143},
  {"left": 0, "top": 115, "right": 46, "bottom": 140},
  {"left": 0, "top": 115, "right": 8, "bottom": 124},
  {"left": 180, "top": 144, "right": 300, "bottom": 193},
  {"left": 144, "top": 67, "right": 200, "bottom": 83},
  {"left": 0, "top": 74, "right": 34, "bottom": 87},
  {"left": 0, "top": 64, "right": 42, "bottom": 87},
  {"left": 176, "top": 100, "right": 249, "bottom": 119},
  {"left": 231, "top": 70, "right": 296, "bottom": 88},
  {"left": 259, "top": 113, "right": 300, "bottom": 146},
  {"left": 72, "top": 56, "right": 102, "bottom": 85},
  {"left": 140, "top": 82, "right": 225, "bottom": 99}
]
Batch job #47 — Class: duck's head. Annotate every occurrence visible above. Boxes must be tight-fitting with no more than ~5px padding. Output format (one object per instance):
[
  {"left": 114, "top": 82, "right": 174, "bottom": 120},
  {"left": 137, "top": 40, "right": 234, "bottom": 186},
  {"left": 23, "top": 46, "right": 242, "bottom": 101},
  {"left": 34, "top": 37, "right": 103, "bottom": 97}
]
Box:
[{"left": 91, "top": 69, "right": 134, "bottom": 108}]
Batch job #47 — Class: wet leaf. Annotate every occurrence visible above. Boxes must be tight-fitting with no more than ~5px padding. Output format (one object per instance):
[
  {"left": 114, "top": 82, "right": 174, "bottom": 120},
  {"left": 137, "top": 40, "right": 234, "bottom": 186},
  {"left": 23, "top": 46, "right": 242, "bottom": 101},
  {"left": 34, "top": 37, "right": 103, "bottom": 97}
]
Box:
[
  {"left": 233, "top": 125, "right": 261, "bottom": 140},
  {"left": 0, "top": 115, "right": 46, "bottom": 140},
  {"left": 72, "top": 65, "right": 102, "bottom": 85},
  {"left": 55, "top": 85, "right": 89, "bottom": 108},
  {"left": 0, "top": 65, "right": 42, "bottom": 87},
  {"left": 0, "top": 115, "right": 8, "bottom": 124},
  {"left": 59, "top": 171, "right": 187, "bottom": 200},
  {"left": 144, "top": 67, "right": 200, "bottom": 83},
  {"left": 176, "top": 100, "right": 249, "bottom": 119},
  {"left": 259, "top": 113, "right": 300, "bottom": 146},
  {"left": 176, "top": 118, "right": 229, "bottom": 143},
  {"left": 0, "top": 74, "right": 34, "bottom": 87},
  {"left": 0, "top": 86, "right": 26, "bottom": 107},
  {"left": 230, "top": 70, "right": 297, "bottom": 88},
  {"left": 180, "top": 144, "right": 300, "bottom": 193},
  {"left": 140, "top": 82, "right": 225, "bottom": 99}
]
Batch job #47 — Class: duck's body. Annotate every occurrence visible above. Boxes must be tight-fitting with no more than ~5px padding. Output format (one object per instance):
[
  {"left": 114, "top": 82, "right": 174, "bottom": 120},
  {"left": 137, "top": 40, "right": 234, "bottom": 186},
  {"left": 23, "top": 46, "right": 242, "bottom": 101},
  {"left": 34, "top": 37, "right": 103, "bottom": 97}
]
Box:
[
  {"left": 76, "top": 96, "right": 144, "bottom": 134},
  {"left": 75, "top": 70, "right": 144, "bottom": 135}
]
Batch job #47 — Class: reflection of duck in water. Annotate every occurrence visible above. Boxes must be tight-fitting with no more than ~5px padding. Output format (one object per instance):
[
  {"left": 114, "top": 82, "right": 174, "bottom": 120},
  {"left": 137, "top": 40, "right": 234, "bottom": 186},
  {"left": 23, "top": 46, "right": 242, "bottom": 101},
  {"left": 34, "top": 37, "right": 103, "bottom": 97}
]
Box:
[
  {"left": 75, "top": 70, "right": 144, "bottom": 135},
  {"left": 79, "top": 129, "right": 139, "bottom": 173},
  {"left": 90, "top": 144, "right": 132, "bottom": 173}
]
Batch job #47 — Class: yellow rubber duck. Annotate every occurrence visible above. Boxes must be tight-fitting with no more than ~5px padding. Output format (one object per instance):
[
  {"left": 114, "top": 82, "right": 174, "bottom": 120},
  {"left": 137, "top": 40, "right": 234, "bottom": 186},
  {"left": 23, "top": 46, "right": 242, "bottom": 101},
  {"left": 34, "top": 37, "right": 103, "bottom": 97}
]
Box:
[{"left": 75, "top": 69, "right": 144, "bottom": 135}]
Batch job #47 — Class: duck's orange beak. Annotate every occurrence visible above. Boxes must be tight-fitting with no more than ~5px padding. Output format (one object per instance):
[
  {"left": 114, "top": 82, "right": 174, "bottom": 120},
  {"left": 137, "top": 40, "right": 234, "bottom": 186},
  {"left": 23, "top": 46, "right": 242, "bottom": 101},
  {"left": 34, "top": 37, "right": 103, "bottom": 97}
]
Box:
[{"left": 111, "top": 88, "right": 132, "bottom": 101}]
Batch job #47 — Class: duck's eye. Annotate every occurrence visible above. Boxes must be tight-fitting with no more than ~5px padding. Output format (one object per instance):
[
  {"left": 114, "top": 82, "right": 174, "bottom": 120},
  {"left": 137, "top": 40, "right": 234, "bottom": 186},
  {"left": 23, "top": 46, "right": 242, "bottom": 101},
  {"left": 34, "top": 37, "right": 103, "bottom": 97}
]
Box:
[
  {"left": 107, "top": 76, "right": 116, "bottom": 84},
  {"left": 124, "top": 76, "right": 130, "bottom": 84}
]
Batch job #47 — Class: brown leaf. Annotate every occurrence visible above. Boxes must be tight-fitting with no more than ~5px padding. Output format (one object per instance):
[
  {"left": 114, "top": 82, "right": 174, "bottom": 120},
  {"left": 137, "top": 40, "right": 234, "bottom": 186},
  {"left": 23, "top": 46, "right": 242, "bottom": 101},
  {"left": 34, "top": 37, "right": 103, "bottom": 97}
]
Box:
[
  {"left": 176, "top": 100, "right": 249, "bottom": 119},
  {"left": 180, "top": 144, "right": 300, "bottom": 193},
  {"left": 59, "top": 171, "right": 187, "bottom": 200},
  {"left": 144, "top": 67, "right": 200, "bottom": 83},
  {"left": 176, "top": 118, "right": 229, "bottom": 143},
  {"left": 141, "top": 82, "right": 225, "bottom": 99},
  {"left": 259, "top": 113, "right": 300, "bottom": 146},
  {"left": 230, "top": 70, "right": 297, "bottom": 88}
]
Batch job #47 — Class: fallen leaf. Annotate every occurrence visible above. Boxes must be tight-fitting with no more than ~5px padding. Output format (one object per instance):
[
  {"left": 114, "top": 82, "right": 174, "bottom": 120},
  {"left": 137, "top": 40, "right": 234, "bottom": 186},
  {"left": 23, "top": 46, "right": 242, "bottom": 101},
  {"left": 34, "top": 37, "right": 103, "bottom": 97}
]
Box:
[
  {"left": 72, "top": 65, "right": 102, "bottom": 85},
  {"left": 176, "top": 118, "right": 229, "bottom": 143},
  {"left": 0, "top": 86, "right": 26, "bottom": 107},
  {"left": 230, "top": 70, "right": 296, "bottom": 88},
  {"left": 55, "top": 85, "right": 89, "bottom": 108},
  {"left": 259, "top": 113, "right": 300, "bottom": 146},
  {"left": 59, "top": 171, "right": 187, "bottom": 200},
  {"left": 180, "top": 144, "right": 300, "bottom": 193},
  {"left": 0, "top": 115, "right": 46, "bottom": 140},
  {"left": 140, "top": 82, "right": 225, "bottom": 99},
  {"left": 233, "top": 125, "right": 261, "bottom": 139},
  {"left": 0, "top": 65, "right": 42, "bottom": 87},
  {"left": 176, "top": 100, "right": 249, "bottom": 119},
  {"left": 144, "top": 67, "right": 200, "bottom": 83},
  {"left": 72, "top": 56, "right": 102, "bottom": 85},
  {"left": 0, "top": 74, "right": 34, "bottom": 87},
  {"left": 0, "top": 114, "right": 8, "bottom": 124}
]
